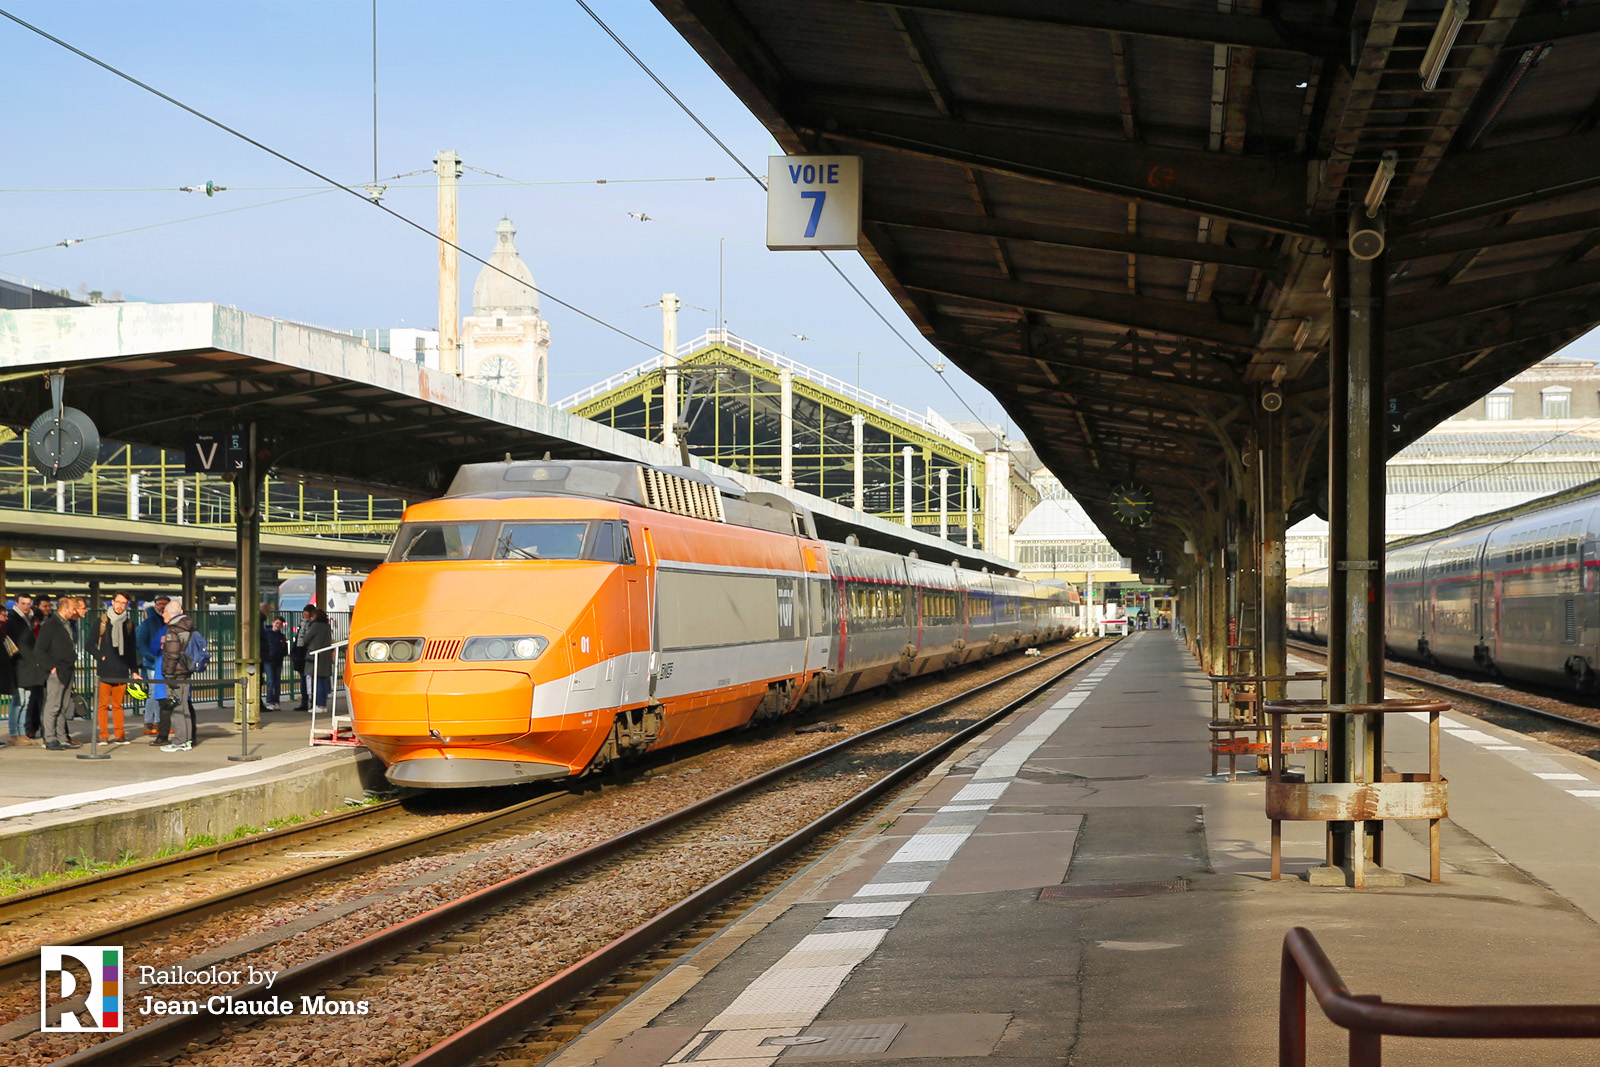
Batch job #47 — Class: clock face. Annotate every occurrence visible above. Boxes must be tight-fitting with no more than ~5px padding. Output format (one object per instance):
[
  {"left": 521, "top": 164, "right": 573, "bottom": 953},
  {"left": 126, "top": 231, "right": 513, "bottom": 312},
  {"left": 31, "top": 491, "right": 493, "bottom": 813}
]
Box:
[
  {"left": 478, "top": 356, "right": 522, "bottom": 393},
  {"left": 1109, "top": 482, "right": 1155, "bottom": 526}
]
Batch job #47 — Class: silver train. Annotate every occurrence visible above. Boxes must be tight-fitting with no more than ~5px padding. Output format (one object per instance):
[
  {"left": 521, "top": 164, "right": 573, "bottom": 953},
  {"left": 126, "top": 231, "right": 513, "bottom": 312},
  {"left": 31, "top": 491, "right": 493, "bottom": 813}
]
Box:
[{"left": 1288, "top": 493, "right": 1600, "bottom": 689}]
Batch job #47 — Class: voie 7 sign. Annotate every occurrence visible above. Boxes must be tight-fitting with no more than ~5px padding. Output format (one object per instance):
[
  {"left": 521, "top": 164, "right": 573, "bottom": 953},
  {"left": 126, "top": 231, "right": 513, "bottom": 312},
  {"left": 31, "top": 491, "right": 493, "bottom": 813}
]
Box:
[{"left": 766, "top": 155, "right": 862, "bottom": 250}]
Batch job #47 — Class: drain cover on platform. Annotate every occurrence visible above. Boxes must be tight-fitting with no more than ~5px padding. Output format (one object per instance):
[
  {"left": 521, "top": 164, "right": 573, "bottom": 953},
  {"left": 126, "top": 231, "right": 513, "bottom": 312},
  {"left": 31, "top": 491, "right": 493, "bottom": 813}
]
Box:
[
  {"left": 767, "top": 1023, "right": 905, "bottom": 1058},
  {"left": 1038, "top": 879, "right": 1189, "bottom": 900}
]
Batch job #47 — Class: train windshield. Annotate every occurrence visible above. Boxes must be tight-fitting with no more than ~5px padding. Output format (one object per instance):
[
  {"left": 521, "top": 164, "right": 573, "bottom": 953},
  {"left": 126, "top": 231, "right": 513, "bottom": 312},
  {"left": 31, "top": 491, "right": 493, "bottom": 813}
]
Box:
[
  {"left": 492, "top": 522, "right": 589, "bottom": 560},
  {"left": 390, "top": 523, "right": 482, "bottom": 562}
]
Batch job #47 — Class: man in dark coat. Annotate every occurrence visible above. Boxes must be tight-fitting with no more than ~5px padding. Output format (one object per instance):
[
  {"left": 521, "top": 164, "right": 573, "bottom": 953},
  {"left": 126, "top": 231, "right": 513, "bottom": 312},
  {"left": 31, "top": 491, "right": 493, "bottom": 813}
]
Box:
[
  {"left": 92, "top": 592, "right": 141, "bottom": 744},
  {"left": 35, "top": 596, "right": 82, "bottom": 750},
  {"left": 261, "top": 615, "right": 288, "bottom": 712},
  {"left": 158, "top": 599, "right": 198, "bottom": 752},
  {"left": 5, "top": 595, "right": 36, "bottom": 746},
  {"left": 21, "top": 596, "right": 52, "bottom": 738},
  {"left": 302, "top": 608, "right": 335, "bottom": 711},
  {"left": 135, "top": 596, "right": 169, "bottom": 736}
]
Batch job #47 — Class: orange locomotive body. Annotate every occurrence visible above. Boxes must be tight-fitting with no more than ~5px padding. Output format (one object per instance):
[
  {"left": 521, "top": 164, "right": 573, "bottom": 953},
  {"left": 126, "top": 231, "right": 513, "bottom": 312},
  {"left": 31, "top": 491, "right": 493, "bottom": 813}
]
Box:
[{"left": 349, "top": 460, "right": 1073, "bottom": 788}]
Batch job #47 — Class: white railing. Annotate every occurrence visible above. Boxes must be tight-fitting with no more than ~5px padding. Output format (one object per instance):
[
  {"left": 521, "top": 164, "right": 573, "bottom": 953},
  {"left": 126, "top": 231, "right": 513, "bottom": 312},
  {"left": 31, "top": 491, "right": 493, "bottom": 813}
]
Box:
[
  {"left": 553, "top": 328, "right": 979, "bottom": 452},
  {"left": 307, "top": 640, "right": 360, "bottom": 746}
]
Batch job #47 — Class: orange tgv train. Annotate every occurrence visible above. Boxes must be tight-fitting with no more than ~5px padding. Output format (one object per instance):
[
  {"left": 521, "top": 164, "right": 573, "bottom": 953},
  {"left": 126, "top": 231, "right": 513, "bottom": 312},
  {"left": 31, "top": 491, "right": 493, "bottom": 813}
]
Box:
[{"left": 348, "top": 460, "right": 1075, "bottom": 788}]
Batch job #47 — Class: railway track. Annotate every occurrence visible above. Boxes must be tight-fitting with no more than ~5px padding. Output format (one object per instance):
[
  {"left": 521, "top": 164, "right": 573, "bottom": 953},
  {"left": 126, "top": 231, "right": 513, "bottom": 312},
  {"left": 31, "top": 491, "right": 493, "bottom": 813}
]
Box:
[
  {"left": 44, "top": 637, "right": 1115, "bottom": 1066},
  {"left": 1288, "top": 640, "right": 1600, "bottom": 738},
  {"left": 0, "top": 637, "right": 1091, "bottom": 996}
]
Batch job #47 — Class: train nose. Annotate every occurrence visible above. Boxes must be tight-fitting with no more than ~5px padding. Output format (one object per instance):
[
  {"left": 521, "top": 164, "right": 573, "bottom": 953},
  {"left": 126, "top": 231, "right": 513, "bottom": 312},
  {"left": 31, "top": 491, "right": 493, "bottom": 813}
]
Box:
[{"left": 351, "top": 667, "right": 534, "bottom": 741}]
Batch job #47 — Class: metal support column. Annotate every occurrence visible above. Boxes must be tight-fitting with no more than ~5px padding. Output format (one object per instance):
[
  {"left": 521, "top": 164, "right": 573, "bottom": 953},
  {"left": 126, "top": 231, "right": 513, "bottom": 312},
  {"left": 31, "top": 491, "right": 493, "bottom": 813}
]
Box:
[
  {"left": 177, "top": 554, "right": 198, "bottom": 613},
  {"left": 938, "top": 467, "right": 950, "bottom": 539},
  {"left": 435, "top": 150, "right": 462, "bottom": 376},
  {"left": 662, "top": 293, "right": 681, "bottom": 453},
  {"left": 234, "top": 422, "right": 263, "bottom": 738},
  {"left": 851, "top": 414, "right": 864, "bottom": 511},
  {"left": 780, "top": 368, "right": 794, "bottom": 488},
  {"left": 314, "top": 563, "right": 329, "bottom": 616},
  {"left": 1259, "top": 404, "right": 1289, "bottom": 700},
  {"left": 1326, "top": 214, "right": 1388, "bottom": 875},
  {"left": 902, "top": 446, "right": 914, "bottom": 527}
]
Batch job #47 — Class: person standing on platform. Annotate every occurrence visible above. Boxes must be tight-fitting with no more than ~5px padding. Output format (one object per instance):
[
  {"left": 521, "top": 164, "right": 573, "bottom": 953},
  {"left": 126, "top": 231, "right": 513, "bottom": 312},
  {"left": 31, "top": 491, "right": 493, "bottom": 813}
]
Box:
[
  {"left": 4, "top": 595, "right": 35, "bottom": 746},
  {"left": 262, "top": 615, "right": 287, "bottom": 712},
  {"left": 92, "top": 591, "right": 141, "bottom": 745},
  {"left": 23, "top": 596, "right": 53, "bottom": 739},
  {"left": 36, "top": 596, "right": 82, "bottom": 750},
  {"left": 290, "top": 609, "right": 313, "bottom": 711},
  {"left": 159, "top": 599, "right": 197, "bottom": 752},
  {"left": 303, "top": 607, "right": 335, "bottom": 712},
  {"left": 136, "top": 596, "right": 169, "bottom": 736}
]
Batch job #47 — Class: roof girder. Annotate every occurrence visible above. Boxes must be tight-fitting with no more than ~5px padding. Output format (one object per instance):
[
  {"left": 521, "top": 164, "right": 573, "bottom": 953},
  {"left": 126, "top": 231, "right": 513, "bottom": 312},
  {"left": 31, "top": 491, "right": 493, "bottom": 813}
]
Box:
[{"left": 791, "top": 104, "right": 1317, "bottom": 234}]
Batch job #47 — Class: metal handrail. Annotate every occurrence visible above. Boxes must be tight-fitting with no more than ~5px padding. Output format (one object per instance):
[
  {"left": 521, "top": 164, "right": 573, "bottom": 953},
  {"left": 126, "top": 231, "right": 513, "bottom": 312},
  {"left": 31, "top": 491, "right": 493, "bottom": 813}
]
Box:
[
  {"left": 1280, "top": 927, "right": 1600, "bottom": 1066},
  {"left": 307, "top": 639, "right": 358, "bottom": 745}
]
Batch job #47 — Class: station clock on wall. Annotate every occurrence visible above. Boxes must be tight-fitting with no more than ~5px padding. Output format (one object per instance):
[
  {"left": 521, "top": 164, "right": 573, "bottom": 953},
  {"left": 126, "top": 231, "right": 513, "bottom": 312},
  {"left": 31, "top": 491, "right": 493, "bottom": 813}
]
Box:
[{"left": 1109, "top": 483, "right": 1155, "bottom": 526}]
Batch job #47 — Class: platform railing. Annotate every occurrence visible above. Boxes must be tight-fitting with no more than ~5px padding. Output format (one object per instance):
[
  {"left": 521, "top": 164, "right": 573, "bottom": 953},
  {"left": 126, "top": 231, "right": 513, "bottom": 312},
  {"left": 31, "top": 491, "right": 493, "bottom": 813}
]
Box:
[{"left": 1280, "top": 927, "right": 1600, "bottom": 1066}]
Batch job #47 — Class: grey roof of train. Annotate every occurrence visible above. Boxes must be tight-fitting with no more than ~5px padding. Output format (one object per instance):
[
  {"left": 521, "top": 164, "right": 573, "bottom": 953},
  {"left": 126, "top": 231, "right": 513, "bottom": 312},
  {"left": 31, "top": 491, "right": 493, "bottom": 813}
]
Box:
[{"left": 1390, "top": 433, "right": 1600, "bottom": 460}]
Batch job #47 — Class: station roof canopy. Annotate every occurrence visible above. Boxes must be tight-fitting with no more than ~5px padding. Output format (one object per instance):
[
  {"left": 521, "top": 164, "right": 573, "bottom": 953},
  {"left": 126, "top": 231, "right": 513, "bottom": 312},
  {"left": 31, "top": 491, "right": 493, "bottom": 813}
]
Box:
[
  {"left": 0, "top": 303, "right": 1021, "bottom": 572},
  {"left": 653, "top": 0, "right": 1600, "bottom": 568}
]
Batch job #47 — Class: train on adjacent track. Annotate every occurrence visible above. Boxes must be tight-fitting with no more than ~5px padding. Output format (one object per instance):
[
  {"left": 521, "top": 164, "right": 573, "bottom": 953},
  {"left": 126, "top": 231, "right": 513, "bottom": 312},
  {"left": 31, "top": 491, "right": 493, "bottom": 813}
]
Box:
[
  {"left": 1288, "top": 487, "right": 1600, "bottom": 691},
  {"left": 348, "top": 460, "right": 1075, "bottom": 788}
]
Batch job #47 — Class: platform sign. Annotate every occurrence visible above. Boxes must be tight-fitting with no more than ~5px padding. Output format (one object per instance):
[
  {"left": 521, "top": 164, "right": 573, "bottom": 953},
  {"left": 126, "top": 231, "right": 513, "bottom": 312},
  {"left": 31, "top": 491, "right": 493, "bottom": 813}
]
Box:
[
  {"left": 185, "top": 430, "right": 248, "bottom": 474},
  {"left": 767, "top": 155, "right": 862, "bottom": 250}
]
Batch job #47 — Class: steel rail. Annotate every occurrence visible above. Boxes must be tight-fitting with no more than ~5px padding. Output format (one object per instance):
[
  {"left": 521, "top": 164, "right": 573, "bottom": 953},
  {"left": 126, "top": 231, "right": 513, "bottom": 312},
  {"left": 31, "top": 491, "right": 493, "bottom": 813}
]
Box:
[
  {"left": 1287, "top": 640, "right": 1600, "bottom": 736},
  {"left": 399, "top": 642, "right": 1115, "bottom": 1067},
  {"left": 6, "top": 635, "right": 1083, "bottom": 988},
  {"left": 0, "top": 791, "right": 581, "bottom": 987},
  {"left": 0, "top": 797, "right": 404, "bottom": 917},
  {"left": 54, "top": 638, "right": 1114, "bottom": 1066},
  {"left": 1279, "top": 926, "right": 1600, "bottom": 1066}
]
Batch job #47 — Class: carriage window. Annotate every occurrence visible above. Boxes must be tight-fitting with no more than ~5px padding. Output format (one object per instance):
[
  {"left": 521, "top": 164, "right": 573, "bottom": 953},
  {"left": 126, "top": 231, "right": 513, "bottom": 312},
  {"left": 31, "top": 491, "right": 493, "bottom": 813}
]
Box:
[
  {"left": 492, "top": 522, "right": 589, "bottom": 560},
  {"left": 390, "top": 523, "right": 482, "bottom": 562}
]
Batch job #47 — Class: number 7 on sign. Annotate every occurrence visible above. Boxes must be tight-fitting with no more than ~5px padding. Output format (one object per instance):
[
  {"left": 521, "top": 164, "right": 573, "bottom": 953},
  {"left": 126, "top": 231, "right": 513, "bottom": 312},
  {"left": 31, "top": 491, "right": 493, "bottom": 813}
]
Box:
[{"left": 800, "top": 191, "right": 826, "bottom": 238}]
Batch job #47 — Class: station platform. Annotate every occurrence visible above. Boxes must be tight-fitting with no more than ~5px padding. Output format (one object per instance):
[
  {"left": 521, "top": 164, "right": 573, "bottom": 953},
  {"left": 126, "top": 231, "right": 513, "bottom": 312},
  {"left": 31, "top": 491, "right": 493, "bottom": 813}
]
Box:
[
  {"left": 552, "top": 631, "right": 1600, "bottom": 1067},
  {"left": 0, "top": 702, "right": 378, "bottom": 875}
]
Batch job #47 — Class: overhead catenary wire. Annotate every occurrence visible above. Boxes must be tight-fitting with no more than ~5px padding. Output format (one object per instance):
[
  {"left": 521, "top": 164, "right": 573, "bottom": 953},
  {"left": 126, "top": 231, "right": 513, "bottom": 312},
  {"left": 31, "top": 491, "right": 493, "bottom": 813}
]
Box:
[
  {"left": 571, "top": 0, "right": 1003, "bottom": 439},
  {"left": 0, "top": 6, "right": 661, "bottom": 355}
]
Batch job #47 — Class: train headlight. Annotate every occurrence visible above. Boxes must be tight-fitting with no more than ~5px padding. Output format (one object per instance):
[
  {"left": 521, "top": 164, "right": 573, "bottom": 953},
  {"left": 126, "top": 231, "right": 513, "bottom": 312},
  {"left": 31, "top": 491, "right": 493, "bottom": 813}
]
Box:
[
  {"left": 355, "top": 638, "right": 423, "bottom": 663},
  {"left": 461, "top": 635, "right": 548, "bottom": 662}
]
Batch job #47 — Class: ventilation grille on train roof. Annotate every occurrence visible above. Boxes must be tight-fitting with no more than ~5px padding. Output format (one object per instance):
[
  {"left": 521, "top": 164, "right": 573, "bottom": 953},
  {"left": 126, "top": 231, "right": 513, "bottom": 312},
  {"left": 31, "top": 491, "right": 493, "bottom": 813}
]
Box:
[
  {"left": 640, "top": 468, "right": 726, "bottom": 523},
  {"left": 423, "top": 638, "right": 463, "bottom": 661}
]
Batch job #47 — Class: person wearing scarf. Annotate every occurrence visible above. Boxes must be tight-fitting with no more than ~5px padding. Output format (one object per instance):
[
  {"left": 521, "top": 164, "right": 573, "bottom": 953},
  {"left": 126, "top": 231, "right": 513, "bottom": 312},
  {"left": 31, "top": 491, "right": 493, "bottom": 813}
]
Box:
[{"left": 93, "top": 591, "right": 141, "bottom": 744}]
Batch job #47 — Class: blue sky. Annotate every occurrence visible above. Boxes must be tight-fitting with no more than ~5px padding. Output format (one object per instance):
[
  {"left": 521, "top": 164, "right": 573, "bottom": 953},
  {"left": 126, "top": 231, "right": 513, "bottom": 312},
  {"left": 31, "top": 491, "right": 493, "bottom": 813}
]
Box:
[
  {"left": 0, "top": 0, "right": 1019, "bottom": 430},
  {"left": 3, "top": 0, "right": 1592, "bottom": 438}
]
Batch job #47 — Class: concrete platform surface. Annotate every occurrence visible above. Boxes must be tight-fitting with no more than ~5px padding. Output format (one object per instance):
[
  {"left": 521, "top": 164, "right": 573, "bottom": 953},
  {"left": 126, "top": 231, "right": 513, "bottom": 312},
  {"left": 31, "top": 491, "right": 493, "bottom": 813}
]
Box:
[
  {"left": 550, "top": 632, "right": 1600, "bottom": 1067},
  {"left": 0, "top": 702, "right": 377, "bottom": 874},
  {"left": 0, "top": 702, "right": 348, "bottom": 812}
]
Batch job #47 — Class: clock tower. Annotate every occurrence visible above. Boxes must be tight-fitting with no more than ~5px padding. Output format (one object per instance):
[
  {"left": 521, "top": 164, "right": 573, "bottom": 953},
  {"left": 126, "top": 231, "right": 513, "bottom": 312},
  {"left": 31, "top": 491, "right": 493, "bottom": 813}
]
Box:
[{"left": 461, "top": 218, "right": 551, "bottom": 402}]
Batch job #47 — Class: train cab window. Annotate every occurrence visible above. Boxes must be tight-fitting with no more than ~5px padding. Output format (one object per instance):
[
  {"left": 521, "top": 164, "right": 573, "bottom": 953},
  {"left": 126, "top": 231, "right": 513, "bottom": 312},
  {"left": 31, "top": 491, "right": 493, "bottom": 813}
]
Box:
[
  {"left": 390, "top": 523, "right": 482, "bottom": 562},
  {"left": 493, "top": 522, "right": 589, "bottom": 560},
  {"left": 618, "top": 521, "right": 636, "bottom": 564}
]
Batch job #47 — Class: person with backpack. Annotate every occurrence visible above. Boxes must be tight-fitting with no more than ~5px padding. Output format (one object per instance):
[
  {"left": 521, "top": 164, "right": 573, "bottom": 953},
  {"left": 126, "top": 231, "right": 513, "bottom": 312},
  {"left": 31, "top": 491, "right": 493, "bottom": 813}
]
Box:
[
  {"left": 157, "top": 598, "right": 199, "bottom": 752},
  {"left": 303, "top": 607, "right": 335, "bottom": 712},
  {"left": 136, "top": 595, "right": 168, "bottom": 736}
]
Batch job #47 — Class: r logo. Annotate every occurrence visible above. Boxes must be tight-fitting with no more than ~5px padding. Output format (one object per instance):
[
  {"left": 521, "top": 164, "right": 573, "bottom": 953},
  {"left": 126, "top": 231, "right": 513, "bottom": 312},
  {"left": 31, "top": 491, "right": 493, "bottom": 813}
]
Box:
[{"left": 40, "top": 946, "right": 122, "bottom": 1032}]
